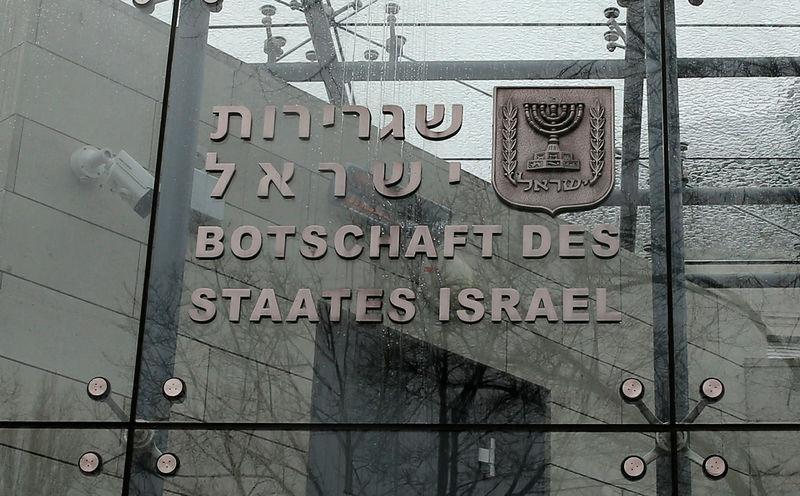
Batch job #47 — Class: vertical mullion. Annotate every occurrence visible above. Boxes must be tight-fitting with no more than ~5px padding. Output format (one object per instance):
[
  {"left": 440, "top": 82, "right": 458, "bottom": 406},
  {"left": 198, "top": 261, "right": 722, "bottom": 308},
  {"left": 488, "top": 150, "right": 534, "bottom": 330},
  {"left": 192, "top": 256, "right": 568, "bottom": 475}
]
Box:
[
  {"left": 122, "top": 0, "right": 210, "bottom": 495},
  {"left": 644, "top": 0, "right": 689, "bottom": 494}
]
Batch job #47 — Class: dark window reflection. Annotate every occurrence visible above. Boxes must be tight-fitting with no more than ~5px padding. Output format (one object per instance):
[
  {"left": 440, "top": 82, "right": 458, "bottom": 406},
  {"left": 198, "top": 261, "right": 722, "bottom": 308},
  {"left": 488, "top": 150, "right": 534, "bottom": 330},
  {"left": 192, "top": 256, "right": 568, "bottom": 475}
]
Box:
[{"left": 307, "top": 308, "right": 549, "bottom": 494}]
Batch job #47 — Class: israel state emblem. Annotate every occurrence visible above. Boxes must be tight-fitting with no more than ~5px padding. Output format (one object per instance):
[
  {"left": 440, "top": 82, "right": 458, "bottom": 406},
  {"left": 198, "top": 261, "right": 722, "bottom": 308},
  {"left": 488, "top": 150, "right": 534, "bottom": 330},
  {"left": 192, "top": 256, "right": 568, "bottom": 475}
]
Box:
[{"left": 492, "top": 87, "right": 615, "bottom": 215}]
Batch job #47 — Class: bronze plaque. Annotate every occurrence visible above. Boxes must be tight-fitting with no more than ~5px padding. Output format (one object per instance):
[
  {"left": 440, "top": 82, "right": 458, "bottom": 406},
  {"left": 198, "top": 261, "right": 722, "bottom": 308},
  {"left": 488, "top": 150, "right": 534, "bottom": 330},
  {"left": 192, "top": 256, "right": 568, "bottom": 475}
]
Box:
[{"left": 492, "top": 87, "right": 615, "bottom": 215}]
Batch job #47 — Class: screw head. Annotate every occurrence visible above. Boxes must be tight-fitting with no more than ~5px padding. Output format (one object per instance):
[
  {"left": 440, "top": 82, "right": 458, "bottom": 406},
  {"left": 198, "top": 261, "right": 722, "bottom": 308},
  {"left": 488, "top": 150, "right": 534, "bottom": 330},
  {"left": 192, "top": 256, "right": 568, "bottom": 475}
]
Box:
[
  {"left": 305, "top": 50, "right": 317, "bottom": 61},
  {"left": 699, "top": 378, "right": 725, "bottom": 402},
  {"left": 703, "top": 455, "right": 728, "bottom": 480},
  {"left": 604, "top": 30, "right": 620, "bottom": 42},
  {"left": 688, "top": 0, "right": 704, "bottom": 5},
  {"left": 205, "top": 0, "right": 223, "bottom": 13},
  {"left": 261, "top": 4, "right": 276, "bottom": 16},
  {"left": 162, "top": 377, "right": 186, "bottom": 402},
  {"left": 617, "top": 0, "right": 633, "bottom": 7},
  {"left": 87, "top": 377, "right": 110, "bottom": 401},
  {"left": 621, "top": 455, "right": 647, "bottom": 481},
  {"left": 78, "top": 452, "right": 103, "bottom": 476},
  {"left": 604, "top": 7, "right": 621, "bottom": 19},
  {"left": 620, "top": 377, "right": 645, "bottom": 403},
  {"left": 364, "top": 49, "right": 379, "bottom": 61},
  {"left": 156, "top": 453, "right": 180, "bottom": 476},
  {"left": 386, "top": 2, "right": 400, "bottom": 15}
]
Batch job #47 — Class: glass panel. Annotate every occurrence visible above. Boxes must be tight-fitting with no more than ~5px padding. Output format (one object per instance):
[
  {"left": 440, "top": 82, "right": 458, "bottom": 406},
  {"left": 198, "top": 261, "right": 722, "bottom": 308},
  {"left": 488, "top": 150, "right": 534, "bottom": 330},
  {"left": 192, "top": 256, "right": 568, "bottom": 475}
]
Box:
[
  {"left": 0, "top": 0, "right": 172, "bottom": 420},
  {"left": 0, "top": 429, "right": 126, "bottom": 495},
  {"left": 675, "top": 2, "right": 800, "bottom": 423},
  {"left": 134, "top": 0, "right": 666, "bottom": 425},
  {"left": 690, "top": 430, "right": 800, "bottom": 495},
  {"left": 127, "top": 429, "right": 662, "bottom": 495},
  {"left": 131, "top": 0, "right": 669, "bottom": 426}
]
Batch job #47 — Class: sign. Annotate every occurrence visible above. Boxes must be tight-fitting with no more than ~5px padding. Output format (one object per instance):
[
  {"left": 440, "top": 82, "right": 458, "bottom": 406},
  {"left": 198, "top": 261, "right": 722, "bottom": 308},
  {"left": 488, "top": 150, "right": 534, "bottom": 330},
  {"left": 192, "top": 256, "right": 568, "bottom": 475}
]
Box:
[{"left": 492, "top": 87, "right": 615, "bottom": 215}]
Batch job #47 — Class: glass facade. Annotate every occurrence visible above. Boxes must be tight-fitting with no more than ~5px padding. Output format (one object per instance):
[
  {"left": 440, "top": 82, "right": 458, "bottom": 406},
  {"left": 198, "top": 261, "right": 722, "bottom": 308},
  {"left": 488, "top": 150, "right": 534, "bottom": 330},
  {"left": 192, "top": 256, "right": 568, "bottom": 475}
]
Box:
[{"left": 0, "top": 0, "right": 798, "bottom": 494}]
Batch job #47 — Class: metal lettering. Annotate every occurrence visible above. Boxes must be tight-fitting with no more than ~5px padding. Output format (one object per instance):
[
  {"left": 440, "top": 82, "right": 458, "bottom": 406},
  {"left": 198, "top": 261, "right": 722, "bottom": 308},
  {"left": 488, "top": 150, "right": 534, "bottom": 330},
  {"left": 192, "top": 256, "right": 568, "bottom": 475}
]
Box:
[
  {"left": 373, "top": 162, "right": 422, "bottom": 198},
  {"left": 449, "top": 162, "right": 462, "bottom": 184},
  {"left": 195, "top": 226, "right": 224, "bottom": 259},
  {"left": 356, "top": 289, "right": 383, "bottom": 323},
  {"left": 322, "top": 289, "right": 352, "bottom": 322},
  {"left": 265, "top": 226, "right": 296, "bottom": 259},
  {"left": 318, "top": 162, "right": 347, "bottom": 197},
  {"left": 211, "top": 106, "right": 252, "bottom": 141},
  {"left": 222, "top": 288, "right": 251, "bottom": 323},
  {"left": 472, "top": 225, "right": 503, "bottom": 258},
  {"left": 456, "top": 288, "right": 485, "bottom": 323},
  {"left": 250, "top": 289, "right": 282, "bottom": 322},
  {"left": 415, "top": 104, "right": 463, "bottom": 141},
  {"left": 230, "top": 225, "right": 263, "bottom": 259},
  {"left": 524, "top": 288, "right": 558, "bottom": 322},
  {"left": 263, "top": 105, "right": 276, "bottom": 140},
  {"left": 258, "top": 162, "right": 295, "bottom": 198},
  {"left": 300, "top": 226, "right": 327, "bottom": 259},
  {"left": 388, "top": 288, "right": 416, "bottom": 324},
  {"left": 592, "top": 224, "right": 620, "bottom": 258},
  {"left": 286, "top": 288, "right": 320, "bottom": 322},
  {"left": 522, "top": 225, "right": 551, "bottom": 258},
  {"left": 334, "top": 225, "right": 363, "bottom": 259},
  {"left": 189, "top": 288, "right": 217, "bottom": 323},
  {"left": 322, "top": 105, "right": 336, "bottom": 127},
  {"left": 559, "top": 225, "right": 586, "bottom": 258},
  {"left": 596, "top": 288, "right": 622, "bottom": 323},
  {"left": 443, "top": 225, "right": 468, "bottom": 258},
  {"left": 282, "top": 105, "right": 311, "bottom": 139},
  {"left": 563, "top": 288, "right": 590, "bottom": 323},
  {"left": 343, "top": 105, "right": 372, "bottom": 140},
  {"left": 370, "top": 225, "right": 401, "bottom": 258},
  {"left": 380, "top": 105, "right": 405, "bottom": 140},
  {"left": 204, "top": 153, "right": 235, "bottom": 199},
  {"left": 491, "top": 288, "right": 522, "bottom": 322},
  {"left": 404, "top": 226, "right": 437, "bottom": 258}
]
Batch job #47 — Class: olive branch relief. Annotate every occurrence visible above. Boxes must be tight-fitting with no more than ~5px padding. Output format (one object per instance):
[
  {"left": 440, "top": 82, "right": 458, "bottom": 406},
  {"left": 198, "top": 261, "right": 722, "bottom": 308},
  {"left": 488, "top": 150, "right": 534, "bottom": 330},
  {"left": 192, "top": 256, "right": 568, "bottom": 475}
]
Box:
[
  {"left": 501, "top": 101, "right": 518, "bottom": 185},
  {"left": 589, "top": 101, "right": 606, "bottom": 186}
]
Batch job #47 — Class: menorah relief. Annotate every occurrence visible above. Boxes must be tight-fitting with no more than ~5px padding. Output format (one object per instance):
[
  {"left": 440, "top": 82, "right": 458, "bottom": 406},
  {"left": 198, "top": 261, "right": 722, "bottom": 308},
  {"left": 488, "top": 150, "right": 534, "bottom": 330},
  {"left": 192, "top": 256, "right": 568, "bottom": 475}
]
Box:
[
  {"left": 523, "top": 102, "right": 585, "bottom": 171},
  {"left": 492, "top": 87, "right": 615, "bottom": 215}
]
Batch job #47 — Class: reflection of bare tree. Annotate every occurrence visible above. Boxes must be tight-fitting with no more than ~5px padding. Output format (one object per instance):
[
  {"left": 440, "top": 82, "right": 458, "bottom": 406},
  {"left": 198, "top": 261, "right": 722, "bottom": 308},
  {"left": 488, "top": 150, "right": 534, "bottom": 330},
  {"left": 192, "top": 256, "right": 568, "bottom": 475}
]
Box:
[{"left": 0, "top": 377, "right": 125, "bottom": 495}]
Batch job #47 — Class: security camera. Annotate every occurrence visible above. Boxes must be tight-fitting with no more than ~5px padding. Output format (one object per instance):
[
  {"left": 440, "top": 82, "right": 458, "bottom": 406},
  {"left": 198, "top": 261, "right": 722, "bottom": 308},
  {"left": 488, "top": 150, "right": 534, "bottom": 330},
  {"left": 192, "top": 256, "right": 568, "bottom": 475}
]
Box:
[
  {"left": 106, "top": 151, "right": 155, "bottom": 218},
  {"left": 70, "top": 147, "right": 155, "bottom": 218},
  {"left": 132, "top": 0, "right": 169, "bottom": 14}
]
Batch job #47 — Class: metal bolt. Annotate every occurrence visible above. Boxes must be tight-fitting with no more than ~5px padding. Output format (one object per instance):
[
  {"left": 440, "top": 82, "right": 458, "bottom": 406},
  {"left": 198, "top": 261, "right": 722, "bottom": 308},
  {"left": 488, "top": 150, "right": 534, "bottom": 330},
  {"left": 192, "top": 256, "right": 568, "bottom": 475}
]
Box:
[
  {"left": 688, "top": 0, "right": 704, "bottom": 5},
  {"left": 78, "top": 452, "right": 103, "bottom": 476},
  {"left": 699, "top": 378, "right": 725, "bottom": 402},
  {"left": 364, "top": 49, "right": 379, "bottom": 61},
  {"left": 386, "top": 2, "right": 400, "bottom": 15},
  {"left": 621, "top": 455, "right": 647, "bottom": 481},
  {"left": 604, "top": 7, "right": 621, "bottom": 19},
  {"left": 604, "top": 30, "right": 620, "bottom": 42},
  {"left": 703, "top": 455, "right": 728, "bottom": 480},
  {"left": 620, "top": 377, "right": 645, "bottom": 403},
  {"left": 261, "top": 4, "right": 276, "bottom": 16},
  {"left": 305, "top": 50, "right": 317, "bottom": 61},
  {"left": 156, "top": 453, "right": 181, "bottom": 477},
  {"left": 87, "top": 377, "right": 111, "bottom": 401},
  {"left": 162, "top": 377, "right": 186, "bottom": 402},
  {"left": 205, "top": 0, "right": 223, "bottom": 13}
]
